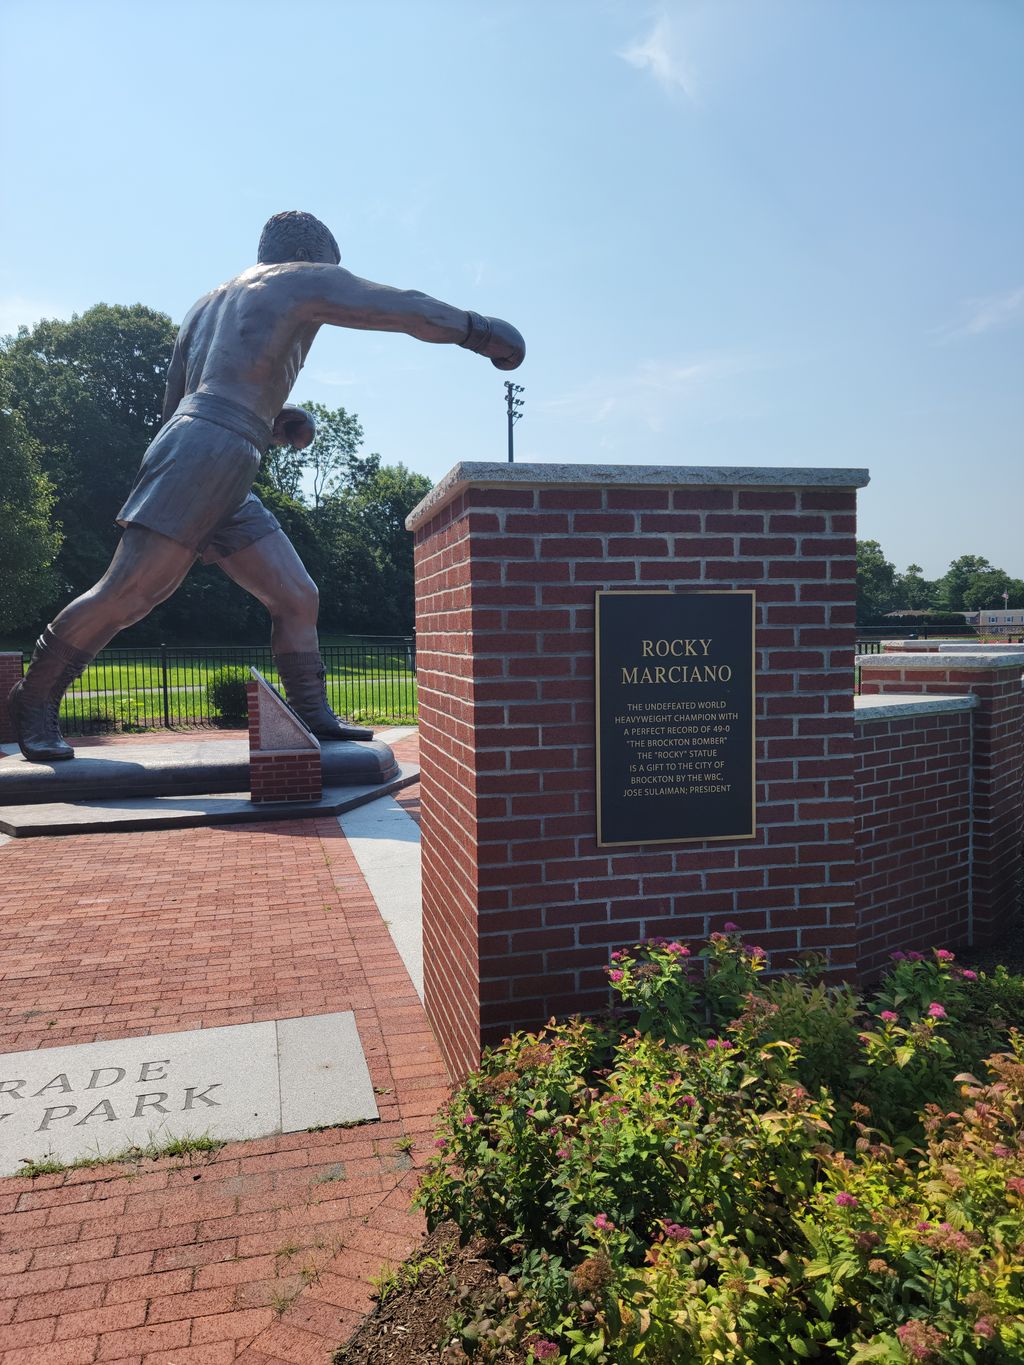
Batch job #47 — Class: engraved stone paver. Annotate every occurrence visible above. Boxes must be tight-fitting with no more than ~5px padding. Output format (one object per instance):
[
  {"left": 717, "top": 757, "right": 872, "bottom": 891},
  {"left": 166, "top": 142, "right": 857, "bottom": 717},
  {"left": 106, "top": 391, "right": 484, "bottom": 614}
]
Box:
[
  {"left": 0, "top": 731, "right": 443, "bottom": 1365},
  {"left": 0, "top": 1013, "right": 377, "bottom": 1175}
]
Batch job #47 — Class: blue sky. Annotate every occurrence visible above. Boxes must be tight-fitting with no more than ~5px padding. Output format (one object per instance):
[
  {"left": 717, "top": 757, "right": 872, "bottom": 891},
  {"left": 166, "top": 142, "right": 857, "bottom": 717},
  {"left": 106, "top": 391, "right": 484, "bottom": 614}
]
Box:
[{"left": 2, "top": 0, "right": 1021, "bottom": 580}]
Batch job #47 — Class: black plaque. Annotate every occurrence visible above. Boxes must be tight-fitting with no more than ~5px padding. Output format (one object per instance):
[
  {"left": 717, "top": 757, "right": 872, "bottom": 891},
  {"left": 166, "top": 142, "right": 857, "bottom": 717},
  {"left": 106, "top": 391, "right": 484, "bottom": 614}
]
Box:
[{"left": 595, "top": 590, "right": 755, "bottom": 846}]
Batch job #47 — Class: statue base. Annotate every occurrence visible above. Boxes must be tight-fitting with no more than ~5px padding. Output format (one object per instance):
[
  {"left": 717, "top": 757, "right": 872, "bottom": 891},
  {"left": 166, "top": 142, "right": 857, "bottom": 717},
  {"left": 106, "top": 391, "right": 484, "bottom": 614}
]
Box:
[{"left": 0, "top": 735, "right": 413, "bottom": 838}]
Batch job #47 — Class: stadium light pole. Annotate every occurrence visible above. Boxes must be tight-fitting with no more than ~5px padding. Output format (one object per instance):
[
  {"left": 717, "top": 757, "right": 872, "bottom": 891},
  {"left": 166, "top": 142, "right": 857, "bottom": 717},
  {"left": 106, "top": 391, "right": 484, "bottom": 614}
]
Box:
[{"left": 504, "top": 381, "right": 524, "bottom": 463}]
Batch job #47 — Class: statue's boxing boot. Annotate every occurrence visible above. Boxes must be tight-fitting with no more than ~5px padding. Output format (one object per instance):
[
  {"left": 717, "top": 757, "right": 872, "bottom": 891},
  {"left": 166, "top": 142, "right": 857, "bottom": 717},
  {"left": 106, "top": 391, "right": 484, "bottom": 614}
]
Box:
[
  {"left": 8, "top": 627, "right": 93, "bottom": 763},
  {"left": 274, "top": 651, "right": 373, "bottom": 741}
]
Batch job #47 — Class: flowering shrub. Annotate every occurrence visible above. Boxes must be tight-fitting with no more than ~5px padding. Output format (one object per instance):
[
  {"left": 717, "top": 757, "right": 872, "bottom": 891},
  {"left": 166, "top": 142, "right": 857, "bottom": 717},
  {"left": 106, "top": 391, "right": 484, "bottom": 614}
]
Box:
[{"left": 418, "top": 934, "right": 1024, "bottom": 1363}]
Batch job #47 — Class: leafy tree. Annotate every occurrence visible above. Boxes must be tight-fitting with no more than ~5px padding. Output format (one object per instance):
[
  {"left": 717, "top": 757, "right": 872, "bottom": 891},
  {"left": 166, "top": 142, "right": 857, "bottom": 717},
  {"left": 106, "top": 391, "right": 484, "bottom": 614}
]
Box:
[
  {"left": 0, "top": 382, "right": 63, "bottom": 634},
  {"left": 856, "top": 540, "right": 900, "bottom": 621},
  {"left": 894, "top": 563, "right": 935, "bottom": 612},
  {"left": 261, "top": 401, "right": 366, "bottom": 508},
  {"left": 314, "top": 460, "right": 431, "bottom": 633},
  {"left": 0, "top": 305, "right": 175, "bottom": 606},
  {"left": 962, "top": 569, "right": 1024, "bottom": 613},
  {"left": 932, "top": 554, "right": 1024, "bottom": 613}
]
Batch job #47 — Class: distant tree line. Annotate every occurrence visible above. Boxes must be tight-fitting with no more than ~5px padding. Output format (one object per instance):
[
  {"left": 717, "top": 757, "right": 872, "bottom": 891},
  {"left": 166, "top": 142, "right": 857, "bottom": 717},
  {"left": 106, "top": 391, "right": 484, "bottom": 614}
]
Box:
[
  {"left": 857, "top": 539, "right": 1024, "bottom": 623},
  {"left": 0, "top": 304, "right": 431, "bottom": 643}
]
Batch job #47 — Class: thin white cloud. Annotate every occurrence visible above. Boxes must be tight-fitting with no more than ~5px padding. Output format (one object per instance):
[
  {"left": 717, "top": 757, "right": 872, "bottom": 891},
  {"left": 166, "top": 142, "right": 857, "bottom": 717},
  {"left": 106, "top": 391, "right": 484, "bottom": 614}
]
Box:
[
  {"left": 934, "top": 286, "right": 1024, "bottom": 343},
  {"left": 619, "top": 14, "right": 699, "bottom": 102},
  {"left": 544, "top": 353, "right": 749, "bottom": 431}
]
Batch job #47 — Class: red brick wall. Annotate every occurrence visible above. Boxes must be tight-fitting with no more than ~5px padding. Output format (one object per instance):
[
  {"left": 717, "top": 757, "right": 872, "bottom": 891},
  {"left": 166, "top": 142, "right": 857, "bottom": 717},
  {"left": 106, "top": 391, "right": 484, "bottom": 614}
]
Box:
[
  {"left": 0, "top": 653, "right": 24, "bottom": 744},
  {"left": 859, "top": 658, "right": 1024, "bottom": 945},
  {"left": 414, "top": 480, "right": 861, "bottom": 1078},
  {"left": 854, "top": 710, "right": 972, "bottom": 978},
  {"left": 250, "top": 751, "right": 322, "bottom": 803},
  {"left": 246, "top": 678, "right": 322, "bottom": 804}
]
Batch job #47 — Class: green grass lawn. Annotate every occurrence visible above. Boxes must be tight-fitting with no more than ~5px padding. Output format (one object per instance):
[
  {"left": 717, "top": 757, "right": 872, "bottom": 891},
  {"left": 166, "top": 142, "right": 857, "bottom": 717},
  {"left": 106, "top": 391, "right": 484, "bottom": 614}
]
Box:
[{"left": 41, "top": 639, "right": 418, "bottom": 732}]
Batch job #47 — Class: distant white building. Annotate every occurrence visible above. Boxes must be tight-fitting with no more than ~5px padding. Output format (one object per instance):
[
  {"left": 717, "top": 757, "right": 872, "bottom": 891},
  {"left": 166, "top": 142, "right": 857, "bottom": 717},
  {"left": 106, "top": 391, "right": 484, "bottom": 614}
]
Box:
[{"left": 963, "top": 608, "right": 1024, "bottom": 635}]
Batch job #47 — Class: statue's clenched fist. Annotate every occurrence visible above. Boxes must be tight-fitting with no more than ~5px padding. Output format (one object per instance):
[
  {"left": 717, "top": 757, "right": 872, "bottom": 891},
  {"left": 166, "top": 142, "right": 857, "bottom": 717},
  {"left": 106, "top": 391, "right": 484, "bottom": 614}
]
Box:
[
  {"left": 460, "top": 311, "right": 526, "bottom": 371},
  {"left": 272, "top": 405, "right": 316, "bottom": 450}
]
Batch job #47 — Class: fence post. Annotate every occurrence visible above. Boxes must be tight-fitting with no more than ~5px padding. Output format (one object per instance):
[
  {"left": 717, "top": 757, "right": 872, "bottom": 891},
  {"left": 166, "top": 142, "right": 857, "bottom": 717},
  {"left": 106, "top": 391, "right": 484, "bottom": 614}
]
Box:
[{"left": 161, "top": 643, "right": 171, "bottom": 729}]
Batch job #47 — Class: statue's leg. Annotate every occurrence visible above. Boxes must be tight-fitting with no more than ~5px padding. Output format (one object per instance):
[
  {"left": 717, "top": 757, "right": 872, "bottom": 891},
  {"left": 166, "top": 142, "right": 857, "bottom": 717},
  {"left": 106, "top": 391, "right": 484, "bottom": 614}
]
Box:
[
  {"left": 10, "top": 528, "right": 195, "bottom": 762},
  {"left": 218, "top": 530, "right": 372, "bottom": 741}
]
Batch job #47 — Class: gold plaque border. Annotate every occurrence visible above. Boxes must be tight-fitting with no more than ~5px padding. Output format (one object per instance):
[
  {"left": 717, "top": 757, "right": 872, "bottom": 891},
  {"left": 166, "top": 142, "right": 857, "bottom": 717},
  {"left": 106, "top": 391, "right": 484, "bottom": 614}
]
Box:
[{"left": 594, "top": 588, "right": 757, "bottom": 848}]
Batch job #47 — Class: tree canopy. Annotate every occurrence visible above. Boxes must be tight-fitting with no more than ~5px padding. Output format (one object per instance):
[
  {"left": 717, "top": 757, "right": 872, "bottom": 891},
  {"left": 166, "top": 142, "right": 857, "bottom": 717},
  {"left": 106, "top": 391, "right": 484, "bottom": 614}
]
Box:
[
  {"left": 856, "top": 542, "right": 1024, "bottom": 623},
  {"left": 0, "top": 304, "right": 175, "bottom": 605},
  {"left": 0, "top": 303, "right": 431, "bottom": 643},
  {"left": 0, "top": 380, "right": 63, "bottom": 634}
]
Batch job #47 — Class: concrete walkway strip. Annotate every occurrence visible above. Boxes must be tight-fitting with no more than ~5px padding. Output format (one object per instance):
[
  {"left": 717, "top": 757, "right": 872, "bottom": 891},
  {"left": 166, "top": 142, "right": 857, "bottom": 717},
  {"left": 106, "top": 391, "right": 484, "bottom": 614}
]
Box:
[
  {"left": 0, "top": 1011, "right": 378, "bottom": 1176},
  {"left": 338, "top": 796, "right": 423, "bottom": 1001}
]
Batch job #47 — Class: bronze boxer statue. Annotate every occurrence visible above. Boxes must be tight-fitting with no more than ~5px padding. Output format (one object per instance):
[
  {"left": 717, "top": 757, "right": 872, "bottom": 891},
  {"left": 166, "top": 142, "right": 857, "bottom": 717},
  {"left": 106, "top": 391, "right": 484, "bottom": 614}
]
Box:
[{"left": 9, "top": 211, "right": 525, "bottom": 762}]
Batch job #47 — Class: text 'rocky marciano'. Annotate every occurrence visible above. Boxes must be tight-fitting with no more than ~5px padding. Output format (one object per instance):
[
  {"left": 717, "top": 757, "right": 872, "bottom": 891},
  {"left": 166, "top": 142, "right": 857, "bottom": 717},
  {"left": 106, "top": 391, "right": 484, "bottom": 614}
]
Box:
[{"left": 620, "top": 638, "right": 733, "bottom": 686}]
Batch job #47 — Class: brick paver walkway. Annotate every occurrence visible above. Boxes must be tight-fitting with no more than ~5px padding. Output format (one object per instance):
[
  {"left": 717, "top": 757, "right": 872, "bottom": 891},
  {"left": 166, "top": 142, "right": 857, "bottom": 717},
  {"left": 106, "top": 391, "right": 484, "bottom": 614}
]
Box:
[{"left": 0, "top": 734, "right": 442, "bottom": 1364}]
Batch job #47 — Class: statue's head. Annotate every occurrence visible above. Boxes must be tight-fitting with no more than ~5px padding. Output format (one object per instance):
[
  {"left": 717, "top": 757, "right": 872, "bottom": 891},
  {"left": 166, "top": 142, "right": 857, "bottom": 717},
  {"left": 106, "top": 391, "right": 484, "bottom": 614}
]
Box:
[{"left": 257, "top": 211, "right": 341, "bottom": 266}]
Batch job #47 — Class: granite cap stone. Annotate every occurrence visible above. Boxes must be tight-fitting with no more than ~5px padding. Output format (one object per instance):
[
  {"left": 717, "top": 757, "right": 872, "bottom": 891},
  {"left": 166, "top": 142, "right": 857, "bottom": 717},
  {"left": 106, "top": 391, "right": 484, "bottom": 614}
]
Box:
[
  {"left": 406, "top": 461, "right": 871, "bottom": 531},
  {"left": 854, "top": 693, "right": 978, "bottom": 723}
]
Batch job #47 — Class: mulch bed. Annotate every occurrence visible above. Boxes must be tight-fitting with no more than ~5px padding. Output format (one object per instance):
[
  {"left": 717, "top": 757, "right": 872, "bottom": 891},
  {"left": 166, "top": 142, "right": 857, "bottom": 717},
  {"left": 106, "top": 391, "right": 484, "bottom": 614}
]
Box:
[{"left": 334, "top": 1222, "right": 525, "bottom": 1364}]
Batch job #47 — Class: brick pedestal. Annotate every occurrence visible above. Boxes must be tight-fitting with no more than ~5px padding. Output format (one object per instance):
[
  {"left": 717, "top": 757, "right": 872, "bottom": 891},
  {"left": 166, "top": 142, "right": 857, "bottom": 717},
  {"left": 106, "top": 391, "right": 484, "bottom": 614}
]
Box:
[
  {"left": 858, "top": 651, "right": 1024, "bottom": 945},
  {"left": 247, "top": 673, "right": 322, "bottom": 804},
  {"left": 0, "top": 653, "right": 24, "bottom": 744},
  {"left": 408, "top": 462, "right": 869, "bottom": 1079}
]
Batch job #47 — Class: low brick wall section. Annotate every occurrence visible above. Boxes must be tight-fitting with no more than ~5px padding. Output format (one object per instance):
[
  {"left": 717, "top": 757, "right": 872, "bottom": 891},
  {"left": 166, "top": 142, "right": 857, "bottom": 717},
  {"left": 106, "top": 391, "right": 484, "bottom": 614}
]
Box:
[
  {"left": 250, "top": 750, "right": 322, "bottom": 803},
  {"left": 858, "top": 653, "right": 1024, "bottom": 946},
  {"left": 854, "top": 697, "right": 975, "bottom": 978}
]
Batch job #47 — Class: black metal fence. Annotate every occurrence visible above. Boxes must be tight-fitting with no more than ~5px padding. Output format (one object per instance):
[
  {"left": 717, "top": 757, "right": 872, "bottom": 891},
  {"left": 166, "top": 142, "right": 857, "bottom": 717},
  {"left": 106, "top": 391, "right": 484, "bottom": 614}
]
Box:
[{"left": 14, "top": 638, "right": 418, "bottom": 736}]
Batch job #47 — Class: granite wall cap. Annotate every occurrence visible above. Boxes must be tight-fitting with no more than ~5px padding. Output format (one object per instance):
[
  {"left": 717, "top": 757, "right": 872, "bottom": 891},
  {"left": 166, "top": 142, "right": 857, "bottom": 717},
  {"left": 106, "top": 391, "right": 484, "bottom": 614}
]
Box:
[
  {"left": 854, "top": 693, "right": 978, "bottom": 724},
  {"left": 857, "top": 651, "right": 1024, "bottom": 671},
  {"left": 882, "top": 640, "right": 1024, "bottom": 653},
  {"left": 406, "top": 461, "right": 871, "bottom": 531}
]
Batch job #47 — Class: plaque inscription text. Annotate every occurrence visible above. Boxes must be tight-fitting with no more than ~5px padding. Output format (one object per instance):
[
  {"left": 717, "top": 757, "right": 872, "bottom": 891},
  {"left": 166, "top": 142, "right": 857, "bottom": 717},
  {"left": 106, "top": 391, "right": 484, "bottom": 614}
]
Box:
[{"left": 595, "top": 591, "right": 755, "bottom": 846}]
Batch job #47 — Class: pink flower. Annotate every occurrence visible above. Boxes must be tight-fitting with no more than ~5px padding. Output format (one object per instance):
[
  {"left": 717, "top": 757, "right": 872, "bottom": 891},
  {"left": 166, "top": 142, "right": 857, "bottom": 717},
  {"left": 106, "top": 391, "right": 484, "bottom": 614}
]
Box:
[
  {"left": 662, "top": 1221, "right": 691, "bottom": 1241},
  {"left": 434, "top": 1138, "right": 448, "bottom": 1148},
  {"left": 665, "top": 942, "right": 690, "bottom": 956},
  {"left": 744, "top": 944, "right": 767, "bottom": 959},
  {"left": 557, "top": 1145, "right": 570, "bottom": 1158},
  {"left": 530, "top": 1341, "right": 559, "bottom": 1361},
  {"left": 679, "top": 1094, "right": 696, "bottom": 1107},
  {"left": 593, "top": 1213, "right": 615, "bottom": 1232},
  {"left": 834, "top": 1191, "right": 858, "bottom": 1208},
  {"left": 961, "top": 969, "right": 978, "bottom": 981},
  {"left": 935, "top": 949, "right": 955, "bottom": 961},
  {"left": 1006, "top": 1177, "right": 1024, "bottom": 1197},
  {"left": 462, "top": 1110, "right": 477, "bottom": 1126},
  {"left": 907, "top": 951, "right": 924, "bottom": 961},
  {"left": 896, "top": 1320, "right": 946, "bottom": 1362},
  {"left": 722, "top": 921, "right": 739, "bottom": 932},
  {"left": 880, "top": 1011, "right": 899, "bottom": 1024},
  {"left": 706, "top": 1038, "right": 733, "bottom": 1050},
  {"left": 974, "top": 1318, "right": 995, "bottom": 1341},
  {"left": 890, "top": 950, "right": 907, "bottom": 961},
  {"left": 610, "top": 950, "right": 624, "bottom": 962},
  {"left": 927, "top": 1003, "right": 947, "bottom": 1019},
  {"left": 915, "top": 1221, "right": 933, "bottom": 1232},
  {"left": 608, "top": 969, "right": 624, "bottom": 983}
]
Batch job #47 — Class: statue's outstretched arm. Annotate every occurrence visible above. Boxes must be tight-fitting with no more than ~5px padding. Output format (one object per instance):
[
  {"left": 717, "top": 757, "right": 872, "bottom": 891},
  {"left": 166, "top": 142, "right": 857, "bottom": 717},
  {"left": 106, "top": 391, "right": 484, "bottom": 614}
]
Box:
[{"left": 294, "top": 264, "right": 524, "bottom": 370}]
